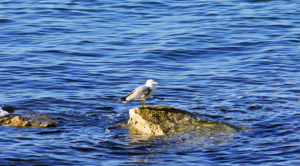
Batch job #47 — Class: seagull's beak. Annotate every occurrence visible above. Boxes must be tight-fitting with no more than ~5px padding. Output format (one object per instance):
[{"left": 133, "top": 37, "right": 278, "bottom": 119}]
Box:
[{"left": 153, "top": 82, "right": 158, "bottom": 84}]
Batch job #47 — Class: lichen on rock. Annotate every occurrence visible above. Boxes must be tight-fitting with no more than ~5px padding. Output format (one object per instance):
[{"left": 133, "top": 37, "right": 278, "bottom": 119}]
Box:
[{"left": 127, "top": 105, "right": 237, "bottom": 136}]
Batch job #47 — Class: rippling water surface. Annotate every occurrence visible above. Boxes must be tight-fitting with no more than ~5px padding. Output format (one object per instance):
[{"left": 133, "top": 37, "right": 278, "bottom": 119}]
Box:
[{"left": 1, "top": 0, "right": 300, "bottom": 165}]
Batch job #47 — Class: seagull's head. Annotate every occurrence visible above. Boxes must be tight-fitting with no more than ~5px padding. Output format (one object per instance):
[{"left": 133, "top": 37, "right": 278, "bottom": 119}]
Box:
[{"left": 146, "top": 79, "right": 158, "bottom": 86}]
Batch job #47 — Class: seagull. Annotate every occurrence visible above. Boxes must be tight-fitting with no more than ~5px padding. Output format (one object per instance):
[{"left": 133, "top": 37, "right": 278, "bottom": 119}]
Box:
[
  {"left": 0, "top": 106, "right": 9, "bottom": 117},
  {"left": 117, "top": 79, "right": 158, "bottom": 107}
]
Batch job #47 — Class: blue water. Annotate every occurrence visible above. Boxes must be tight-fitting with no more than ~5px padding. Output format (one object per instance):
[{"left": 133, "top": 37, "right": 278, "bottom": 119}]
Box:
[{"left": 1, "top": 0, "right": 300, "bottom": 165}]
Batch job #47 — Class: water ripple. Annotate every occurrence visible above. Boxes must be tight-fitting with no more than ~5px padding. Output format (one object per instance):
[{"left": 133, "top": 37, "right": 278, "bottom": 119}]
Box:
[{"left": 1, "top": 0, "right": 300, "bottom": 165}]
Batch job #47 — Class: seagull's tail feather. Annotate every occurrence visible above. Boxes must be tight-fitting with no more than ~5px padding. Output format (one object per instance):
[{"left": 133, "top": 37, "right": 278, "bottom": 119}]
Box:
[{"left": 116, "top": 97, "right": 126, "bottom": 102}]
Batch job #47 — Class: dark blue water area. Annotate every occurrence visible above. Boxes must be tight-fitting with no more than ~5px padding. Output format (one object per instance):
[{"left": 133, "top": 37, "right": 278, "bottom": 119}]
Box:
[{"left": 1, "top": 0, "right": 300, "bottom": 165}]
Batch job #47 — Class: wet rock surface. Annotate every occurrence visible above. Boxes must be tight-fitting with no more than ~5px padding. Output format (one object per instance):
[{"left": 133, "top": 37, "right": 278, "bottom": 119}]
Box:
[
  {"left": 0, "top": 114, "right": 59, "bottom": 127},
  {"left": 127, "top": 105, "right": 237, "bottom": 136}
]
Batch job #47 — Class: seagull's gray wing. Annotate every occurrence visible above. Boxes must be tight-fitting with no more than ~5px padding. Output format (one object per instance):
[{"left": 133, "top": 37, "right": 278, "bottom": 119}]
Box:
[
  {"left": 116, "top": 88, "right": 136, "bottom": 102},
  {"left": 125, "top": 85, "right": 152, "bottom": 101},
  {"left": 117, "top": 85, "right": 152, "bottom": 102}
]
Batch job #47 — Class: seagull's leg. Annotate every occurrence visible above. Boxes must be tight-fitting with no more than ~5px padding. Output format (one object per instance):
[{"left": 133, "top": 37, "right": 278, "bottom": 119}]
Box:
[
  {"left": 144, "top": 100, "right": 146, "bottom": 107},
  {"left": 141, "top": 100, "right": 144, "bottom": 107}
]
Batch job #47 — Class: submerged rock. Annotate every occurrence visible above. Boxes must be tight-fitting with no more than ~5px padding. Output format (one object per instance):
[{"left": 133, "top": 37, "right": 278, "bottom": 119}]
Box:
[
  {"left": 127, "top": 105, "right": 237, "bottom": 136},
  {"left": 0, "top": 113, "right": 59, "bottom": 127}
]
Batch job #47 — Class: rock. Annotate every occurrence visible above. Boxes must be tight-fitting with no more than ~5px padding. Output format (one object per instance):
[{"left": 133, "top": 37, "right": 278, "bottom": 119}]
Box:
[
  {"left": 0, "top": 113, "right": 59, "bottom": 127},
  {"left": 127, "top": 105, "right": 237, "bottom": 136}
]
